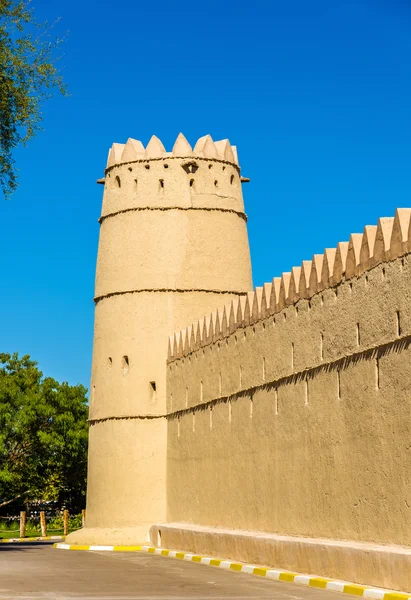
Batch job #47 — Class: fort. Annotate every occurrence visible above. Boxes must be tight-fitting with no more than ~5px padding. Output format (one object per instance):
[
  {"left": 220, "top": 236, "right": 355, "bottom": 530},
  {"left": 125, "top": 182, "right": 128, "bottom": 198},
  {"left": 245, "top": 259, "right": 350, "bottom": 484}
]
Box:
[{"left": 66, "top": 134, "right": 411, "bottom": 592}]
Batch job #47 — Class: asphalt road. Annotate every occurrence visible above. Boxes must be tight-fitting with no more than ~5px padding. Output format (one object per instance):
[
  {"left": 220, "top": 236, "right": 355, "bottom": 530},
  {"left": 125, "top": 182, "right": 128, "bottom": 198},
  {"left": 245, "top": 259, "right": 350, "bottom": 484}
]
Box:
[{"left": 0, "top": 542, "right": 346, "bottom": 600}]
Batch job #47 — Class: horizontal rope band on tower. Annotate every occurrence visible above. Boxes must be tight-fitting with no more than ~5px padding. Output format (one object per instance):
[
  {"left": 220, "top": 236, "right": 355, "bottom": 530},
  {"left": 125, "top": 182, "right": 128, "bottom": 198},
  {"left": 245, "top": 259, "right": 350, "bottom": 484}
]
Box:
[
  {"left": 98, "top": 206, "right": 248, "bottom": 225},
  {"left": 94, "top": 288, "right": 248, "bottom": 304}
]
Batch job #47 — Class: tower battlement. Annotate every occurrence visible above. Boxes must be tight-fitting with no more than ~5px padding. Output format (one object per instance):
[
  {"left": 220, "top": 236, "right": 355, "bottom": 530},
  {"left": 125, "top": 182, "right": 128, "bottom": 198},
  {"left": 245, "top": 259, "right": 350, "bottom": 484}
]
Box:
[{"left": 105, "top": 133, "right": 239, "bottom": 170}]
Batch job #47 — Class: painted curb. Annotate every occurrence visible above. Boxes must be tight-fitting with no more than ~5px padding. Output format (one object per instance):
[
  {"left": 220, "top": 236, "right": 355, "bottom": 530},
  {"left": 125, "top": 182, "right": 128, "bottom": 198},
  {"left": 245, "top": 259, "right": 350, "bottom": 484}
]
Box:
[
  {"left": 1, "top": 535, "right": 64, "bottom": 543},
  {"left": 54, "top": 543, "right": 411, "bottom": 600}
]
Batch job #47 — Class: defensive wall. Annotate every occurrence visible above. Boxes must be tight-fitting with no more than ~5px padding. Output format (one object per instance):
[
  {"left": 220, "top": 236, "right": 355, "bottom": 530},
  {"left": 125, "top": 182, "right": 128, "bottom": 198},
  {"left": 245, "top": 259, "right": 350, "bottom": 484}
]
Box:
[{"left": 156, "top": 209, "right": 411, "bottom": 591}]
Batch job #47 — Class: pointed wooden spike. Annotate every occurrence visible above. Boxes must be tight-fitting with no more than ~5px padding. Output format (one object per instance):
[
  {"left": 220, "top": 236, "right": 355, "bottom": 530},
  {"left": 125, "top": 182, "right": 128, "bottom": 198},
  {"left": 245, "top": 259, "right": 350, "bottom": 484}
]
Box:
[
  {"left": 346, "top": 234, "right": 363, "bottom": 279},
  {"left": 309, "top": 255, "right": 324, "bottom": 295},
  {"left": 145, "top": 135, "right": 166, "bottom": 158},
  {"left": 373, "top": 217, "right": 394, "bottom": 264},
  {"left": 333, "top": 242, "right": 349, "bottom": 284},
  {"left": 320, "top": 248, "right": 336, "bottom": 289},
  {"left": 358, "top": 226, "right": 377, "bottom": 275},
  {"left": 122, "top": 138, "right": 145, "bottom": 162},
  {"left": 172, "top": 133, "right": 192, "bottom": 156},
  {"left": 299, "top": 261, "right": 312, "bottom": 299},
  {"left": 390, "top": 208, "right": 411, "bottom": 259}
]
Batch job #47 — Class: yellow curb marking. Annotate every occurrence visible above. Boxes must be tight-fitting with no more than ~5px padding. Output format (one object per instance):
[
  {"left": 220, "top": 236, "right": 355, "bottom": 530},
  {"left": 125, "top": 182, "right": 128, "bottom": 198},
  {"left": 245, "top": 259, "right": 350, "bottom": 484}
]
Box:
[{"left": 310, "top": 578, "right": 330, "bottom": 589}]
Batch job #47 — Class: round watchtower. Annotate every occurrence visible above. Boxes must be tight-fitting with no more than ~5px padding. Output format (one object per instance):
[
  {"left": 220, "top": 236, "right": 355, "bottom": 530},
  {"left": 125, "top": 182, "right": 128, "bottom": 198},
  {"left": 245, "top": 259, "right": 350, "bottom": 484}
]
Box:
[{"left": 66, "top": 133, "right": 253, "bottom": 545}]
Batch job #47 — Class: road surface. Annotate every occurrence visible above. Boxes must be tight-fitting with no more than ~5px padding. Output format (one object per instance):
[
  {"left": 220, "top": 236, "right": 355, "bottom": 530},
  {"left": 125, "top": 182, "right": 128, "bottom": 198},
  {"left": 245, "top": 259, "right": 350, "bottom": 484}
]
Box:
[{"left": 0, "top": 541, "right": 347, "bottom": 600}]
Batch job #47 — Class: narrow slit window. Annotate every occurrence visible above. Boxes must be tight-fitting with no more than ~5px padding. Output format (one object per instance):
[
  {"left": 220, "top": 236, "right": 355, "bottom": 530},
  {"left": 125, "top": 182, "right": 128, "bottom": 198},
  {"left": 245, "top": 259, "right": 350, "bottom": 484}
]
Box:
[
  {"left": 396, "top": 311, "right": 401, "bottom": 336},
  {"left": 122, "top": 355, "right": 129, "bottom": 369},
  {"left": 115, "top": 175, "right": 121, "bottom": 188},
  {"left": 159, "top": 179, "right": 164, "bottom": 189},
  {"left": 356, "top": 323, "right": 361, "bottom": 346},
  {"left": 375, "top": 358, "right": 380, "bottom": 390},
  {"left": 337, "top": 371, "right": 341, "bottom": 399}
]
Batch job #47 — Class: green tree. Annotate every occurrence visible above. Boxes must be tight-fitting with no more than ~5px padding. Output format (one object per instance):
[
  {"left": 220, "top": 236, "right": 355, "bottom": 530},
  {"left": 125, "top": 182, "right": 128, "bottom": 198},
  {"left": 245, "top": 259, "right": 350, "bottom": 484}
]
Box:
[
  {"left": 0, "top": 0, "right": 67, "bottom": 198},
  {"left": 0, "top": 353, "right": 88, "bottom": 512}
]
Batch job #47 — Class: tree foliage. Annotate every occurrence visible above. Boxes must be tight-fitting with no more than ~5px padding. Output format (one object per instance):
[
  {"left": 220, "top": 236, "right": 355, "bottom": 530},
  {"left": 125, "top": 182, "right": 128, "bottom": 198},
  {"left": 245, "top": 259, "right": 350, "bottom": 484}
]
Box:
[
  {"left": 0, "top": 0, "right": 67, "bottom": 198},
  {"left": 0, "top": 353, "right": 88, "bottom": 512}
]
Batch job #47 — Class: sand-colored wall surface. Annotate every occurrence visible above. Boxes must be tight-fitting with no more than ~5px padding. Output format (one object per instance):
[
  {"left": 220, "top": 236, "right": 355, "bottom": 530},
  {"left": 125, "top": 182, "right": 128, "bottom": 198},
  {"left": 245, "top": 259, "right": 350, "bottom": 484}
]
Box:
[{"left": 167, "top": 211, "right": 411, "bottom": 548}]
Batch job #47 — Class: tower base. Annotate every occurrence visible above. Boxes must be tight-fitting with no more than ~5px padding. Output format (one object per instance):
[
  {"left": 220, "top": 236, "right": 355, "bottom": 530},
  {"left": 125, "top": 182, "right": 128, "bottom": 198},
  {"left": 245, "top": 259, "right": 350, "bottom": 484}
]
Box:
[{"left": 65, "top": 524, "right": 154, "bottom": 546}]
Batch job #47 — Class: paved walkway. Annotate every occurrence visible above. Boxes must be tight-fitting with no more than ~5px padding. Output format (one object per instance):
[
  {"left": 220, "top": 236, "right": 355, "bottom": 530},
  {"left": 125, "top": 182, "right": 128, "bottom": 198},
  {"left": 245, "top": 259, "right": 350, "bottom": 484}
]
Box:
[{"left": 0, "top": 542, "right": 344, "bottom": 600}]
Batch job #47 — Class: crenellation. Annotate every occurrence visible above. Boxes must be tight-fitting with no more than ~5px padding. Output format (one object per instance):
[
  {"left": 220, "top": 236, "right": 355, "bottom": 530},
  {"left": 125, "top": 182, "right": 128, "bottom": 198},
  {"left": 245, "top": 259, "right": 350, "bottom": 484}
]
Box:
[
  {"left": 345, "top": 233, "right": 363, "bottom": 279},
  {"left": 373, "top": 216, "right": 394, "bottom": 264},
  {"left": 358, "top": 225, "right": 377, "bottom": 274},
  {"left": 298, "top": 261, "right": 312, "bottom": 299},
  {"left": 320, "top": 248, "right": 336, "bottom": 288},
  {"left": 167, "top": 209, "right": 411, "bottom": 364},
  {"left": 332, "top": 241, "right": 349, "bottom": 284},
  {"left": 309, "top": 254, "right": 323, "bottom": 296},
  {"left": 389, "top": 208, "right": 411, "bottom": 259}
]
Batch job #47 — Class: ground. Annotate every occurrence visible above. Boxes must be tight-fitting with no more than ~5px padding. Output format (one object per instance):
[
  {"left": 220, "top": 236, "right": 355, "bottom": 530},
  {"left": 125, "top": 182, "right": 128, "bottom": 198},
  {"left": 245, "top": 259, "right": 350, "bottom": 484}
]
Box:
[{"left": 0, "top": 542, "right": 350, "bottom": 600}]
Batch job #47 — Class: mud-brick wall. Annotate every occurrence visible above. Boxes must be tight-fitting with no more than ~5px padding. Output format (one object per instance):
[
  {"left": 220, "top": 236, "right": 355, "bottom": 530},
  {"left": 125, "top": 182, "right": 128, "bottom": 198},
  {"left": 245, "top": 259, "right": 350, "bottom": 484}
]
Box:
[{"left": 166, "top": 254, "right": 411, "bottom": 546}]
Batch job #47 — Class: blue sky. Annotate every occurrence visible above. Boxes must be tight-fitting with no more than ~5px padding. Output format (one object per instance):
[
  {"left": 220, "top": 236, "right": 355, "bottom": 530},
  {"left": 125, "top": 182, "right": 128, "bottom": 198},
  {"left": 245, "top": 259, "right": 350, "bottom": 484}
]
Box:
[{"left": 1, "top": 0, "right": 410, "bottom": 388}]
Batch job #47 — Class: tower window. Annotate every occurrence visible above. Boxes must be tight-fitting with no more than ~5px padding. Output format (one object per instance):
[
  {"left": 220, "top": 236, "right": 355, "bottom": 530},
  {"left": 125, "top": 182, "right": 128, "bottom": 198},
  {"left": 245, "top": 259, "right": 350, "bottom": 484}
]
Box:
[
  {"left": 214, "top": 180, "right": 218, "bottom": 187},
  {"left": 150, "top": 381, "right": 156, "bottom": 392},
  {"left": 230, "top": 174, "right": 235, "bottom": 184},
  {"left": 145, "top": 164, "right": 150, "bottom": 170},
  {"left": 182, "top": 161, "right": 198, "bottom": 174},
  {"left": 189, "top": 179, "right": 194, "bottom": 187},
  {"left": 159, "top": 179, "right": 164, "bottom": 189},
  {"left": 122, "top": 355, "right": 129, "bottom": 368},
  {"left": 108, "top": 357, "right": 112, "bottom": 367},
  {"left": 115, "top": 176, "right": 121, "bottom": 188}
]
